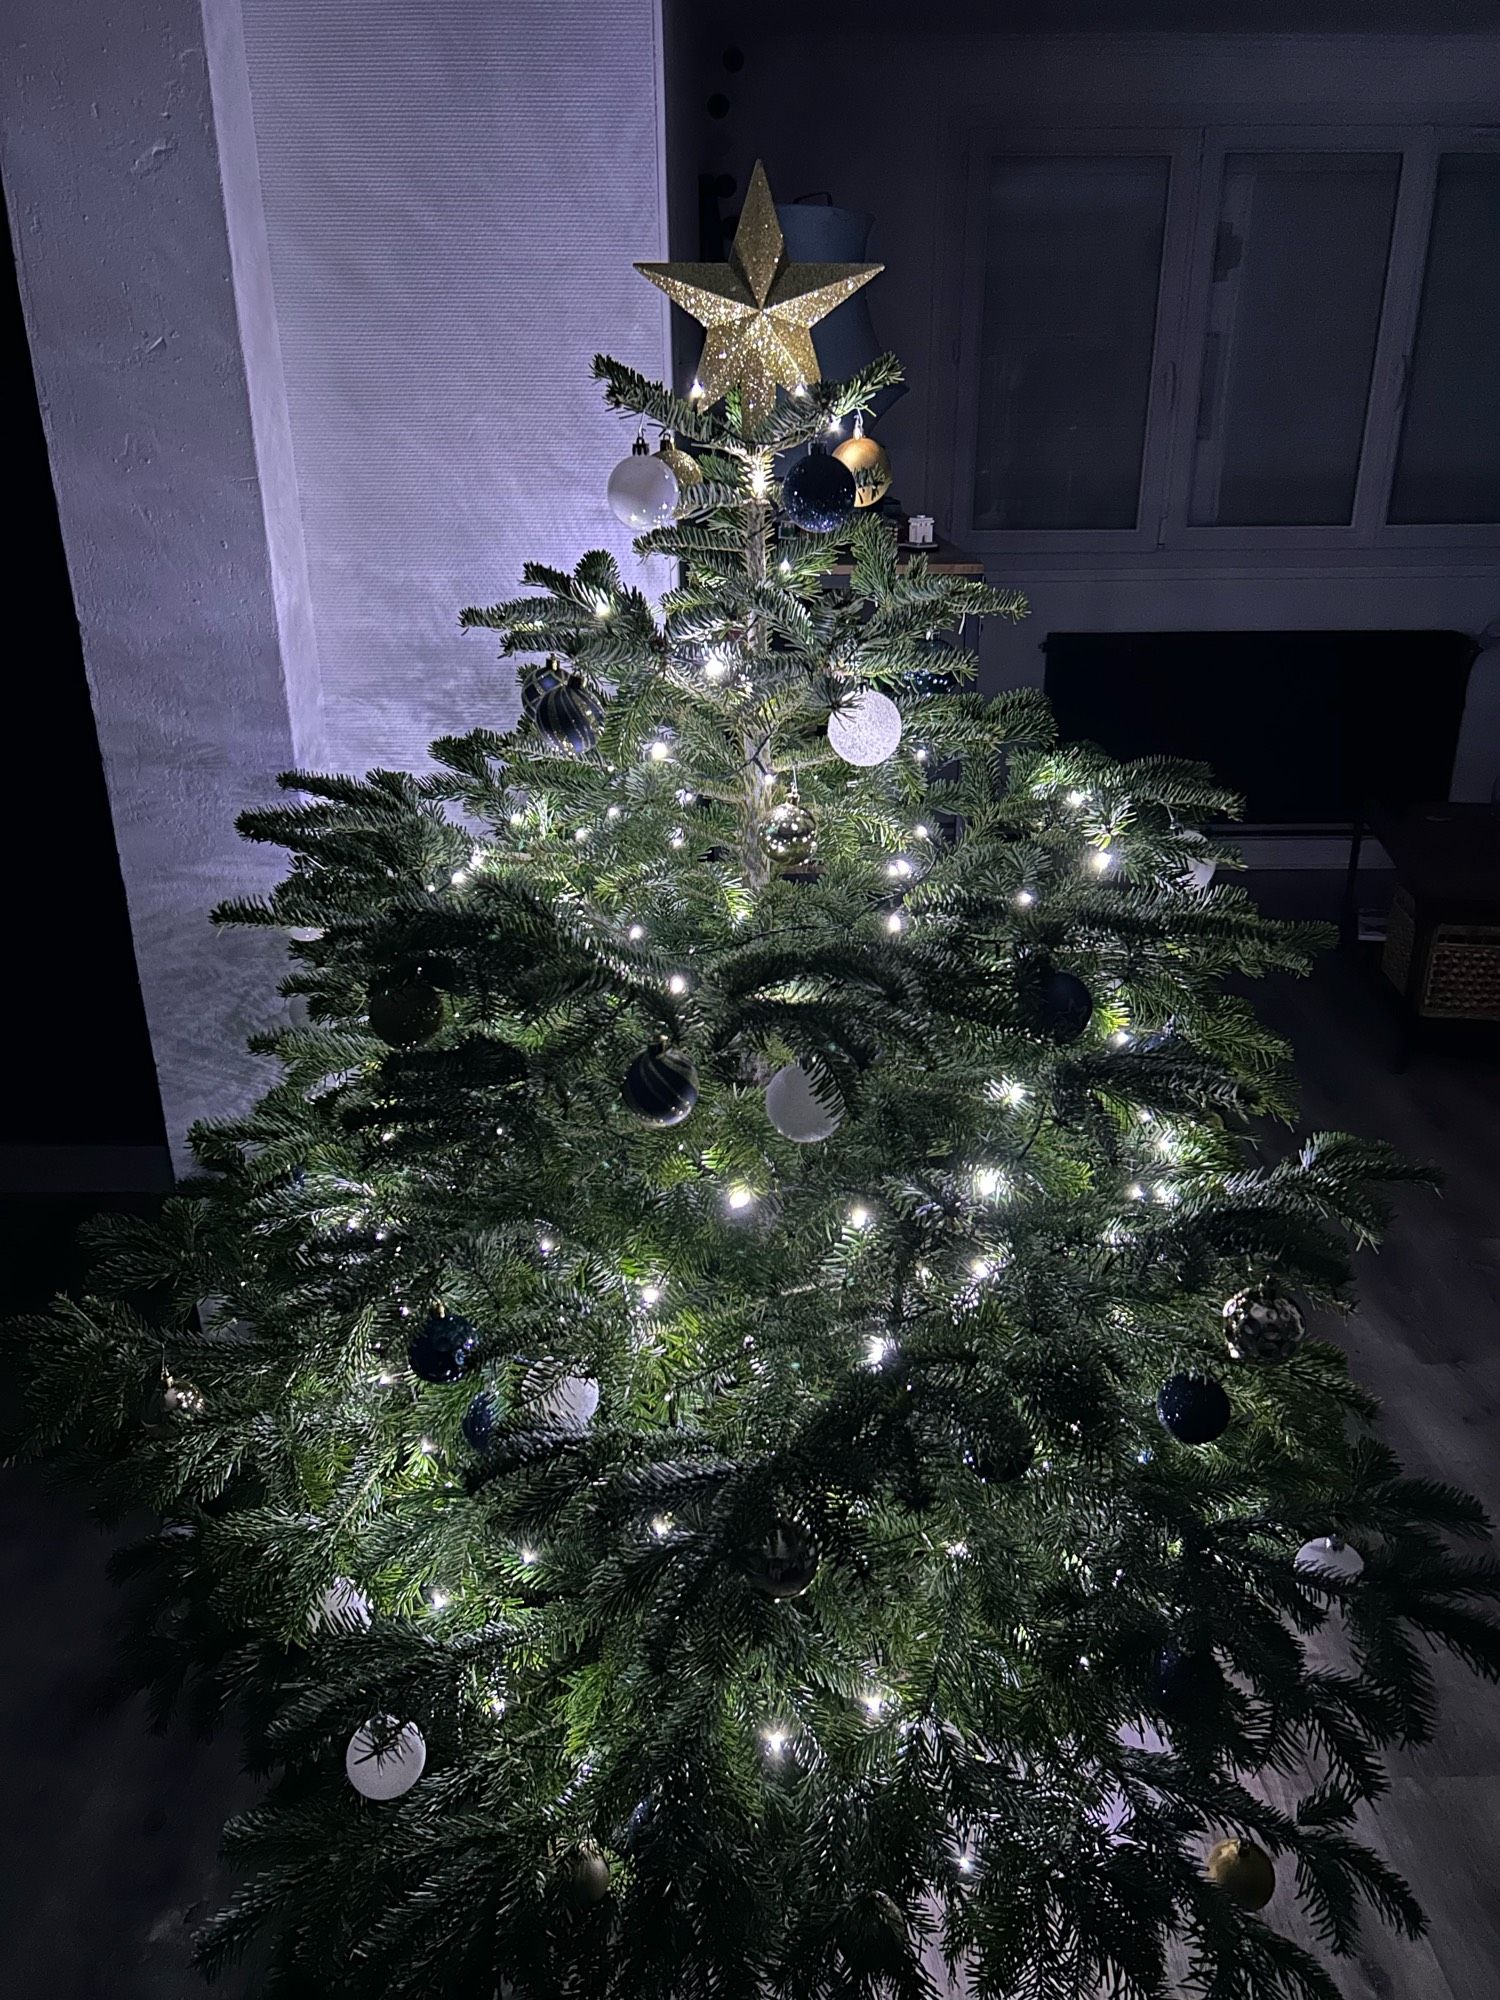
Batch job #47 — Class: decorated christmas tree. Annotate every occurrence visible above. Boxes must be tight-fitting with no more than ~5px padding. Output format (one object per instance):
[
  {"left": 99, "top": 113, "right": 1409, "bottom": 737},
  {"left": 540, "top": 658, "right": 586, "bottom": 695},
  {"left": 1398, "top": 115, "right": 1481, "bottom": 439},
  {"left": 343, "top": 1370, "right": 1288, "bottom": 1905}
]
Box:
[{"left": 11, "top": 164, "right": 1499, "bottom": 1999}]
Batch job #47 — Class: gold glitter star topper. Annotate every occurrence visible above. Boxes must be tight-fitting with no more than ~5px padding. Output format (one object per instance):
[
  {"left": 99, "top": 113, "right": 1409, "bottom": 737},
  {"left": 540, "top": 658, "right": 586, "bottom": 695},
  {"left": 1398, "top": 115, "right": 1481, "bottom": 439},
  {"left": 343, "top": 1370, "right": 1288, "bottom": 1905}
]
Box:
[{"left": 636, "top": 161, "right": 882, "bottom": 431}]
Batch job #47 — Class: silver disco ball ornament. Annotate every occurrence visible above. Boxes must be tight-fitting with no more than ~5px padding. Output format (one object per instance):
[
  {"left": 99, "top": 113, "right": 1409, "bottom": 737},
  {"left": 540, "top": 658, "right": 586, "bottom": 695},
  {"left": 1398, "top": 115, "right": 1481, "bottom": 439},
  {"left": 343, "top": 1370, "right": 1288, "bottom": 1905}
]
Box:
[
  {"left": 1222, "top": 1279, "right": 1306, "bottom": 1364},
  {"left": 827, "top": 688, "right": 902, "bottom": 767}
]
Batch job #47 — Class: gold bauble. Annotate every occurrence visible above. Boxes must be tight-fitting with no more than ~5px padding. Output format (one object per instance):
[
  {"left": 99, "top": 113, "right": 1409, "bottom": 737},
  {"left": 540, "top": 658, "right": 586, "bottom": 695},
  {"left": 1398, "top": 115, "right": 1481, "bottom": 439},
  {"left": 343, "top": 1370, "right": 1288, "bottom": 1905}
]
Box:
[
  {"left": 657, "top": 437, "right": 703, "bottom": 491},
  {"left": 832, "top": 432, "right": 892, "bottom": 508},
  {"left": 1206, "top": 1838, "right": 1276, "bottom": 1912},
  {"left": 143, "top": 1373, "right": 206, "bottom": 1434},
  {"left": 759, "top": 799, "right": 818, "bottom": 868}
]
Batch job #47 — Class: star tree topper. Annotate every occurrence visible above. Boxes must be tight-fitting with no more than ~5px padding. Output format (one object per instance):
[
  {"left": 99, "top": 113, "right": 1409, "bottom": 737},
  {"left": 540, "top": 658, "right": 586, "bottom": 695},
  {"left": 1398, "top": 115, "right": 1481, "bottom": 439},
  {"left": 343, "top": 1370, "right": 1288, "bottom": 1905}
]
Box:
[{"left": 636, "top": 162, "right": 882, "bottom": 431}]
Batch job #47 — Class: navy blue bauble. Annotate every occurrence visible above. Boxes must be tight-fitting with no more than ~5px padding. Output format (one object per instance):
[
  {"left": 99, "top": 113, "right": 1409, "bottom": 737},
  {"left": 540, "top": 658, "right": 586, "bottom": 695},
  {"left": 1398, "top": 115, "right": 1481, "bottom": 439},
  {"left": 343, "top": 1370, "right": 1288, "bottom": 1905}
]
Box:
[
  {"left": 521, "top": 660, "right": 563, "bottom": 717},
  {"left": 534, "top": 677, "right": 603, "bottom": 754},
  {"left": 780, "top": 447, "right": 857, "bottom": 535},
  {"left": 1021, "top": 962, "right": 1094, "bottom": 1045},
  {"left": 622, "top": 1044, "right": 699, "bottom": 1127},
  {"left": 1156, "top": 1372, "right": 1231, "bottom": 1444},
  {"left": 407, "top": 1311, "right": 480, "bottom": 1384},
  {"left": 1152, "top": 1644, "right": 1224, "bottom": 1714},
  {"left": 461, "top": 1390, "right": 498, "bottom": 1450}
]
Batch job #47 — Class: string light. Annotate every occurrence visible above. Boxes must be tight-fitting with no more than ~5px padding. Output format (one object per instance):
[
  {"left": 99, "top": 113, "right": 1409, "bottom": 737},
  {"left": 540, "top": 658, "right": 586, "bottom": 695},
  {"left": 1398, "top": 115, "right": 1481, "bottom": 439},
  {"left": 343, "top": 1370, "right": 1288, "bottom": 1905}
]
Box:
[
  {"left": 1109, "top": 1029, "right": 1132, "bottom": 1049},
  {"left": 969, "top": 1256, "right": 996, "bottom": 1281},
  {"left": 667, "top": 972, "right": 689, "bottom": 995},
  {"left": 1089, "top": 848, "right": 1117, "bottom": 874},
  {"left": 913, "top": 824, "right": 931, "bottom": 841},
  {"left": 1125, "top": 1182, "right": 1147, "bottom": 1203},
  {"left": 726, "top": 1184, "right": 756, "bottom": 1212},
  {"left": 537, "top": 1235, "right": 555, "bottom": 1254},
  {"left": 649, "top": 1514, "right": 673, "bottom": 1539},
  {"left": 647, "top": 739, "right": 672, "bottom": 763},
  {"left": 574, "top": 827, "right": 590, "bottom": 844},
  {"left": 606, "top": 804, "right": 623, "bottom": 819},
  {"left": 518, "top": 1546, "right": 538, "bottom": 1566},
  {"left": 688, "top": 379, "right": 706, "bottom": 401},
  {"left": 428, "top": 1588, "right": 450, "bottom": 1611},
  {"left": 702, "top": 650, "right": 730, "bottom": 681},
  {"left": 627, "top": 923, "right": 645, "bottom": 941},
  {"left": 669, "top": 828, "right": 686, "bottom": 849},
  {"left": 778, "top": 558, "right": 792, "bottom": 575},
  {"left": 972, "top": 1166, "right": 1008, "bottom": 1200},
  {"left": 847, "top": 1204, "right": 872, "bottom": 1230},
  {"left": 886, "top": 857, "right": 914, "bottom": 879},
  {"left": 886, "top": 911, "right": 905, "bottom": 934},
  {"left": 762, "top": 1727, "right": 790, "bottom": 1756},
  {"left": 639, "top": 1283, "right": 662, "bottom": 1308},
  {"left": 1064, "top": 788, "right": 1089, "bottom": 809},
  {"left": 1013, "top": 888, "right": 1036, "bottom": 909},
  {"left": 450, "top": 867, "right": 470, "bottom": 886},
  {"left": 865, "top": 1333, "right": 894, "bottom": 1368},
  {"left": 859, "top": 1689, "right": 885, "bottom": 1717}
]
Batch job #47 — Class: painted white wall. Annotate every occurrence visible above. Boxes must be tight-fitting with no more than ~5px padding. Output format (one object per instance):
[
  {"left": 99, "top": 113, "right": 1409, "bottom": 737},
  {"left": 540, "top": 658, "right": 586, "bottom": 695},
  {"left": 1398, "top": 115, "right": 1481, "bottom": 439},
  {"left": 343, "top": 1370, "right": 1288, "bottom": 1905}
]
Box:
[
  {"left": 3, "top": 0, "right": 670, "bottom": 1159},
  {"left": 669, "top": 17, "right": 1500, "bottom": 710}
]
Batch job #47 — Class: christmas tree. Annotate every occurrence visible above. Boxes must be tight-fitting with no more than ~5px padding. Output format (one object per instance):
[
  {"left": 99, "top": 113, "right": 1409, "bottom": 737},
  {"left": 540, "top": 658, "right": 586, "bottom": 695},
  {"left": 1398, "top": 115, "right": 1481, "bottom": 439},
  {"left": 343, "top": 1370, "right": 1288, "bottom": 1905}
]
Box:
[{"left": 10, "top": 164, "right": 1499, "bottom": 2000}]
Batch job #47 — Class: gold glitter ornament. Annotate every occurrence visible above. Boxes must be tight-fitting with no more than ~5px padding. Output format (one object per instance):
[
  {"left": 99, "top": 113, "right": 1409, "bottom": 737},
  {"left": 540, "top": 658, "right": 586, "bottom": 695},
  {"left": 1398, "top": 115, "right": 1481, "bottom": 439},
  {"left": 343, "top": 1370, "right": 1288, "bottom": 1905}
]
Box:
[
  {"left": 832, "top": 420, "right": 891, "bottom": 507},
  {"left": 656, "top": 435, "right": 703, "bottom": 493},
  {"left": 636, "top": 162, "right": 882, "bottom": 431}
]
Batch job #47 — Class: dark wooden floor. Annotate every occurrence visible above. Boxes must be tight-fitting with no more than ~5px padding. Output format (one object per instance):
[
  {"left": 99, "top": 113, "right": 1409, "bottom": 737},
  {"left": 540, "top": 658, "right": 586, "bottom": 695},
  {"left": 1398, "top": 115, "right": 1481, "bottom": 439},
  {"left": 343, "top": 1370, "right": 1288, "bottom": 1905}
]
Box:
[{"left": 2, "top": 884, "right": 1496, "bottom": 1999}]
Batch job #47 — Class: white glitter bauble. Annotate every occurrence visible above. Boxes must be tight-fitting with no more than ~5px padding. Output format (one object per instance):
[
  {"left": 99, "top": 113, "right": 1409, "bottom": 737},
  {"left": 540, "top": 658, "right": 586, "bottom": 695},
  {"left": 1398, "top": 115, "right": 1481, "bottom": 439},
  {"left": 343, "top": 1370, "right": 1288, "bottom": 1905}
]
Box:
[
  {"left": 1294, "top": 1537, "right": 1365, "bottom": 1581},
  {"left": 606, "top": 449, "right": 679, "bottom": 530},
  {"left": 535, "top": 1371, "right": 600, "bottom": 1429},
  {"left": 827, "top": 689, "right": 903, "bottom": 767},
  {"left": 345, "top": 1718, "right": 426, "bottom": 1800},
  {"left": 312, "top": 1577, "right": 373, "bottom": 1636},
  {"left": 765, "top": 1062, "right": 843, "bottom": 1144}
]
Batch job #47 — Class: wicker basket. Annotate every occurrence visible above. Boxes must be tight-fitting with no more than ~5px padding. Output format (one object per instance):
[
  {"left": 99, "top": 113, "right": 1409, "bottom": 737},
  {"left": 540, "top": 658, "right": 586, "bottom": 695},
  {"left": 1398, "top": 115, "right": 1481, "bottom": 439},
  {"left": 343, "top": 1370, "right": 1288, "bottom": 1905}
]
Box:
[{"left": 1382, "top": 886, "right": 1500, "bottom": 1021}]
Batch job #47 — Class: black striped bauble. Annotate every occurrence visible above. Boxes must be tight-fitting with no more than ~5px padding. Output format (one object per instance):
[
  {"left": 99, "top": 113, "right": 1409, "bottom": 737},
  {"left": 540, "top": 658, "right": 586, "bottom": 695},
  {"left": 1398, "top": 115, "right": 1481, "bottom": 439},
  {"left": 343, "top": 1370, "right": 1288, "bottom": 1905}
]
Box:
[
  {"left": 621, "top": 1044, "right": 699, "bottom": 1126},
  {"left": 407, "top": 1310, "right": 480, "bottom": 1384},
  {"left": 1156, "top": 1372, "right": 1231, "bottom": 1444},
  {"left": 534, "top": 677, "right": 603, "bottom": 754}
]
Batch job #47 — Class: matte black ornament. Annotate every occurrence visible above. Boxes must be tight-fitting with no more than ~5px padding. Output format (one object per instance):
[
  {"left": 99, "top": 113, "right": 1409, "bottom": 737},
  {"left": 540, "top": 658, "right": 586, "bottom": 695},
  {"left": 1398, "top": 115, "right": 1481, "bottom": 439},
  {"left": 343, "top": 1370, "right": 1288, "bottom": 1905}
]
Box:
[
  {"left": 408, "top": 1310, "right": 480, "bottom": 1384},
  {"left": 1021, "top": 962, "right": 1094, "bottom": 1045},
  {"left": 780, "top": 446, "right": 857, "bottom": 534},
  {"left": 622, "top": 1044, "right": 699, "bottom": 1127},
  {"left": 557, "top": 1841, "right": 611, "bottom": 1909},
  {"left": 741, "top": 1519, "right": 819, "bottom": 1598},
  {"left": 1156, "top": 1372, "right": 1231, "bottom": 1444},
  {"left": 368, "top": 981, "right": 446, "bottom": 1047},
  {"left": 965, "top": 1413, "right": 1035, "bottom": 1484},
  {"left": 461, "top": 1390, "right": 498, "bottom": 1450},
  {"left": 1151, "top": 1644, "right": 1224, "bottom": 1715},
  {"left": 1222, "top": 1278, "right": 1306, "bottom": 1364},
  {"left": 534, "top": 676, "right": 603, "bottom": 754}
]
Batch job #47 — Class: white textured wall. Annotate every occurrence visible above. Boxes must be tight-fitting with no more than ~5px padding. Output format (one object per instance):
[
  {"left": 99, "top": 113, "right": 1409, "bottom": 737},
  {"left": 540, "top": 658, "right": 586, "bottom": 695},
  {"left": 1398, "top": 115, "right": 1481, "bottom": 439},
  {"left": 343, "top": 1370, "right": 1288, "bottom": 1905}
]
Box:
[
  {"left": 3, "top": 0, "right": 669, "bottom": 1159},
  {"left": 237, "top": 0, "right": 670, "bottom": 773}
]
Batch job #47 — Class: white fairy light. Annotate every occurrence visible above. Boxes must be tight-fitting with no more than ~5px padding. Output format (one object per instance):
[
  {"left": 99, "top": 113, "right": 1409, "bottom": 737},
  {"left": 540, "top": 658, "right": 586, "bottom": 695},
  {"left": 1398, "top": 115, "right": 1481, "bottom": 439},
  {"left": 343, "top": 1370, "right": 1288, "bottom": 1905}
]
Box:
[
  {"left": 726, "top": 1184, "right": 756, "bottom": 1212},
  {"left": 886, "top": 911, "right": 905, "bottom": 934},
  {"left": 762, "top": 1727, "right": 790, "bottom": 1756},
  {"left": 945, "top": 1540, "right": 969, "bottom": 1560},
  {"left": 969, "top": 1257, "right": 995, "bottom": 1281},
  {"left": 450, "top": 868, "right": 470, "bottom": 886},
  {"left": 1089, "top": 848, "right": 1116, "bottom": 874},
  {"left": 1125, "top": 1182, "right": 1147, "bottom": 1202},
  {"left": 626, "top": 922, "right": 644, "bottom": 941},
  {"left": 667, "top": 972, "right": 689, "bottom": 995},
  {"left": 747, "top": 459, "right": 772, "bottom": 499},
  {"left": 860, "top": 1689, "right": 885, "bottom": 1717},
  {"left": 518, "top": 1546, "right": 538, "bottom": 1567},
  {"left": 639, "top": 1284, "right": 662, "bottom": 1308},
  {"left": 537, "top": 1235, "right": 555, "bottom": 1254},
  {"left": 955, "top": 1850, "right": 976, "bottom": 1876},
  {"left": 1109, "top": 1029, "right": 1132, "bottom": 1049},
  {"left": 649, "top": 1514, "right": 674, "bottom": 1540},
  {"left": 647, "top": 739, "right": 672, "bottom": 763},
  {"left": 913, "top": 824, "right": 931, "bottom": 841},
  {"left": 1064, "top": 788, "right": 1089, "bottom": 808},
  {"left": 606, "top": 804, "right": 623, "bottom": 820},
  {"left": 972, "top": 1166, "right": 1008, "bottom": 1200},
  {"left": 1013, "top": 888, "right": 1036, "bottom": 909},
  {"left": 592, "top": 595, "right": 612, "bottom": 620},
  {"left": 574, "top": 827, "right": 590, "bottom": 843},
  {"left": 509, "top": 811, "right": 525, "bottom": 826},
  {"left": 417, "top": 1437, "right": 436, "bottom": 1455},
  {"left": 702, "top": 650, "right": 730, "bottom": 681},
  {"left": 827, "top": 415, "right": 843, "bottom": 434},
  {"left": 428, "top": 1588, "right": 449, "bottom": 1611},
  {"left": 669, "top": 828, "right": 686, "bottom": 848},
  {"left": 865, "top": 1333, "right": 894, "bottom": 1368},
  {"left": 778, "top": 558, "right": 792, "bottom": 575},
  {"left": 847, "top": 1204, "right": 872, "bottom": 1230},
  {"left": 886, "top": 857, "right": 914, "bottom": 879},
  {"left": 376, "top": 1371, "right": 395, "bottom": 1386},
  {"left": 689, "top": 378, "right": 706, "bottom": 400}
]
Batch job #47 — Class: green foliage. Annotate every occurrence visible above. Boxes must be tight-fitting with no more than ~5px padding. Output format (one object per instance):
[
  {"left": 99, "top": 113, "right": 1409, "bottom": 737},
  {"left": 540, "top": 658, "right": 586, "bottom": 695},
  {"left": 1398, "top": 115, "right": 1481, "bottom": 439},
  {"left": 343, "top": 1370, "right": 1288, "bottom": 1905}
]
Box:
[{"left": 5, "top": 346, "right": 1497, "bottom": 2000}]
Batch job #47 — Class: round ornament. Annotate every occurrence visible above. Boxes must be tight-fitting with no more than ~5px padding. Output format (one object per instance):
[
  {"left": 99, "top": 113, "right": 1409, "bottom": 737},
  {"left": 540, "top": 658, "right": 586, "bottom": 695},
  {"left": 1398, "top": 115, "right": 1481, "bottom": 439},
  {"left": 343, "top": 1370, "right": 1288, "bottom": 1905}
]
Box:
[
  {"left": 741, "top": 1519, "right": 819, "bottom": 1599},
  {"left": 534, "top": 678, "right": 603, "bottom": 756},
  {"left": 1156, "top": 1372, "right": 1231, "bottom": 1445},
  {"left": 780, "top": 446, "right": 857, "bottom": 534},
  {"left": 759, "top": 797, "right": 818, "bottom": 869},
  {"left": 657, "top": 435, "right": 703, "bottom": 496},
  {"left": 964, "top": 1413, "right": 1035, "bottom": 1484},
  {"left": 368, "top": 981, "right": 446, "bottom": 1048},
  {"left": 142, "top": 1373, "right": 205, "bottom": 1433},
  {"left": 521, "top": 659, "right": 563, "bottom": 716},
  {"left": 1151, "top": 1645, "right": 1223, "bottom": 1715},
  {"left": 461, "top": 1390, "right": 498, "bottom": 1451},
  {"left": 345, "top": 1717, "right": 426, "bottom": 1801},
  {"left": 312, "top": 1576, "right": 373, "bottom": 1637},
  {"left": 607, "top": 436, "right": 679, "bottom": 530},
  {"left": 1020, "top": 963, "right": 1094, "bottom": 1046},
  {"left": 1294, "top": 1536, "right": 1365, "bottom": 1581},
  {"left": 765, "top": 1061, "right": 842, "bottom": 1143},
  {"left": 1206, "top": 1837, "right": 1276, "bottom": 1912},
  {"left": 622, "top": 1043, "right": 699, "bottom": 1127},
  {"left": 408, "top": 1310, "right": 480, "bottom": 1384},
  {"left": 827, "top": 688, "right": 903, "bottom": 767},
  {"left": 1222, "top": 1280, "right": 1306, "bottom": 1365},
  {"left": 831, "top": 426, "right": 892, "bottom": 508},
  {"left": 1177, "top": 829, "right": 1216, "bottom": 893},
  {"left": 557, "top": 1841, "right": 611, "bottom": 1909},
  {"left": 535, "top": 1371, "right": 601, "bottom": 1430}
]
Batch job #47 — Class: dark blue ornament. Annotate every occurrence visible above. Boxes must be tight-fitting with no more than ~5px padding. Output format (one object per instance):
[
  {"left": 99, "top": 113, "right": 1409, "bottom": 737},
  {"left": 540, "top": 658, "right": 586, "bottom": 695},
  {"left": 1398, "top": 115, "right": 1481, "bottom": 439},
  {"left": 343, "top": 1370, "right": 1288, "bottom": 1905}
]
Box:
[
  {"left": 461, "top": 1390, "right": 498, "bottom": 1450},
  {"left": 408, "top": 1311, "right": 480, "bottom": 1384},
  {"left": 521, "top": 660, "right": 563, "bottom": 717},
  {"left": 780, "top": 447, "right": 857, "bottom": 535},
  {"left": 534, "top": 677, "right": 603, "bottom": 754},
  {"left": 1022, "top": 962, "right": 1093, "bottom": 1045},
  {"left": 1156, "top": 1372, "right": 1231, "bottom": 1444},
  {"left": 1152, "top": 1645, "right": 1223, "bottom": 1714},
  {"left": 622, "top": 1044, "right": 699, "bottom": 1126}
]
